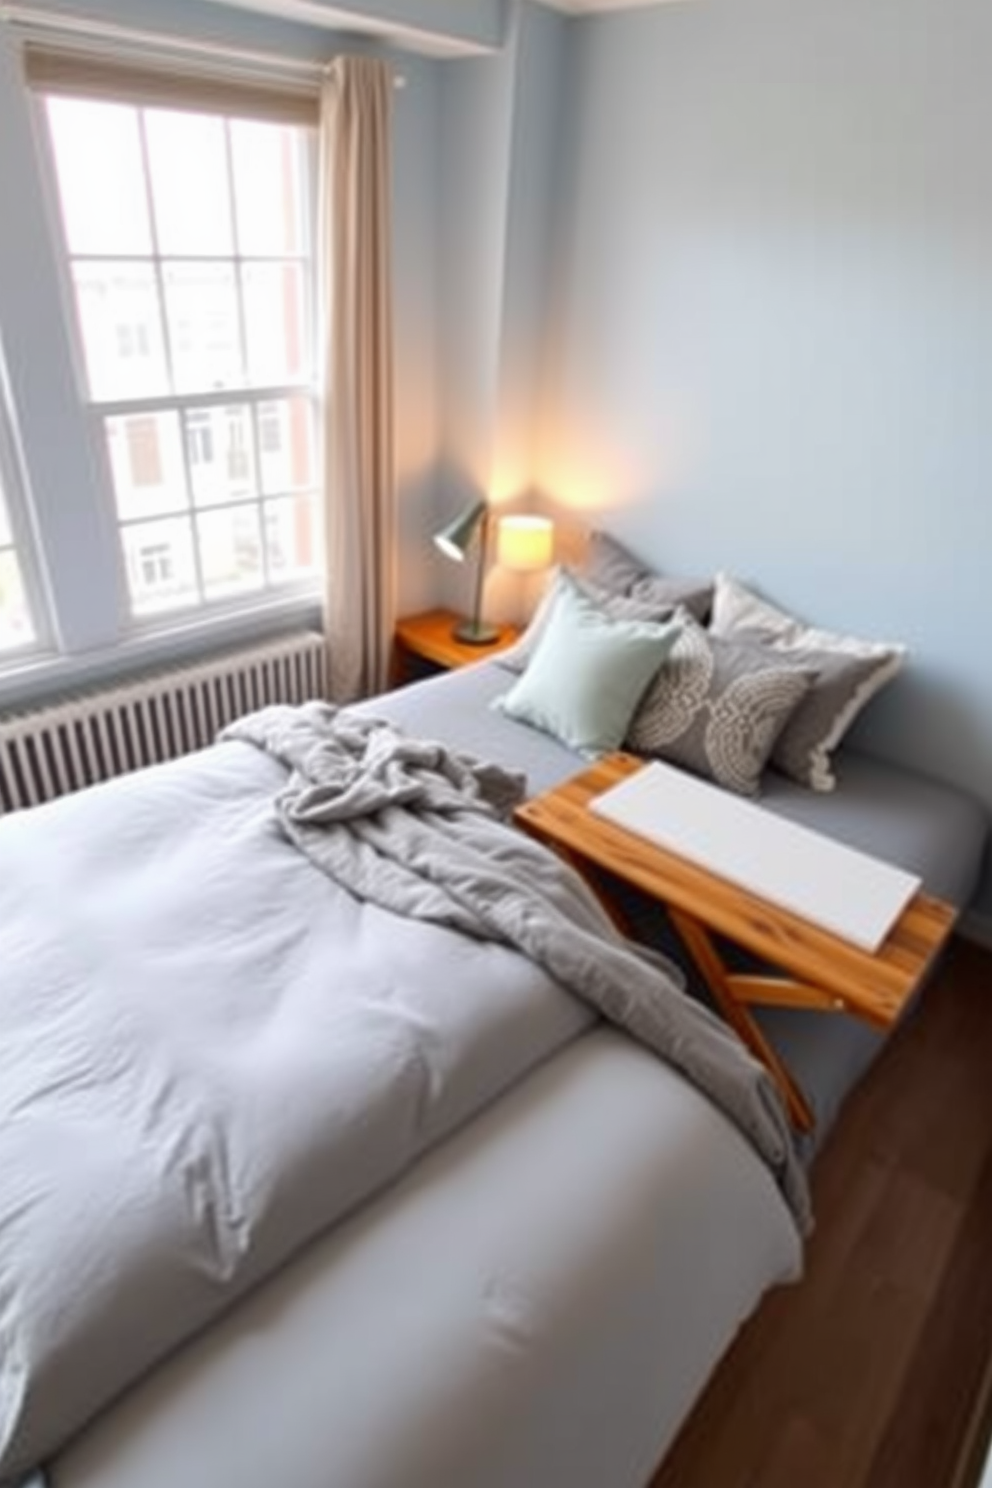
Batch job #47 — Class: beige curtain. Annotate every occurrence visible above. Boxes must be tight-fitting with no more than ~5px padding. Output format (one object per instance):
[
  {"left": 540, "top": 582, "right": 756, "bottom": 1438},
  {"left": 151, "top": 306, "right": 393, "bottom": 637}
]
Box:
[{"left": 319, "top": 56, "right": 396, "bottom": 701}]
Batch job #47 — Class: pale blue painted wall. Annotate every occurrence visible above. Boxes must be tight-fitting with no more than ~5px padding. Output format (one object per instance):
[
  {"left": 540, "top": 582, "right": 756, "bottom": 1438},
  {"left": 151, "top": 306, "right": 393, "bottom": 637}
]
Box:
[
  {"left": 536, "top": 0, "right": 992, "bottom": 922},
  {"left": 433, "top": 0, "right": 568, "bottom": 621}
]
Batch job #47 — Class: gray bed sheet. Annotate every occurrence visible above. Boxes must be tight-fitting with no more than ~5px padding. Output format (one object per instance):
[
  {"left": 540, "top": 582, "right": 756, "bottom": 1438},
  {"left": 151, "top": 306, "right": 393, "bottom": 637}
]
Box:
[{"left": 374, "top": 660, "right": 988, "bottom": 1147}]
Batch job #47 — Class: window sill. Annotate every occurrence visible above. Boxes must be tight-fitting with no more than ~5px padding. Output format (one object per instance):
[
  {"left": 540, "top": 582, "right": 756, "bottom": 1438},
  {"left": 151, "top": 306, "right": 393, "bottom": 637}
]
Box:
[{"left": 0, "top": 592, "right": 323, "bottom": 714}]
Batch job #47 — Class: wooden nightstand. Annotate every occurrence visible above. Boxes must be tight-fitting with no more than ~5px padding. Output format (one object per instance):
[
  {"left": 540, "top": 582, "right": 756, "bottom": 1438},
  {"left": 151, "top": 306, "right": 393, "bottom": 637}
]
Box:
[{"left": 392, "top": 609, "right": 520, "bottom": 685}]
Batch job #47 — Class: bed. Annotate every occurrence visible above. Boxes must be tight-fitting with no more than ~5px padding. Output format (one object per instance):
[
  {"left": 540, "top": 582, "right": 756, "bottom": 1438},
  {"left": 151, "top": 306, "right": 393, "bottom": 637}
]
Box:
[{"left": 1, "top": 641, "right": 986, "bottom": 1488}]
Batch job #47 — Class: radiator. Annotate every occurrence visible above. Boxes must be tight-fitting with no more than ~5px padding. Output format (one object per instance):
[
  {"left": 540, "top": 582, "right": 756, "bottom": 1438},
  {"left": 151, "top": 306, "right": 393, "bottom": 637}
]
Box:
[{"left": 0, "top": 630, "right": 327, "bottom": 812}]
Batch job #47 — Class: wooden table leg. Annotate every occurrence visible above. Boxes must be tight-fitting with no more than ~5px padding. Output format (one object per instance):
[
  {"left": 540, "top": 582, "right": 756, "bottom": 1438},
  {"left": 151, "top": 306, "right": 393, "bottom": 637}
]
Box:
[
  {"left": 518, "top": 814, "right": 816, "bottom": 1133},
  {"left": 668, "top": 906, "right": 816, "bottom": 1133}
]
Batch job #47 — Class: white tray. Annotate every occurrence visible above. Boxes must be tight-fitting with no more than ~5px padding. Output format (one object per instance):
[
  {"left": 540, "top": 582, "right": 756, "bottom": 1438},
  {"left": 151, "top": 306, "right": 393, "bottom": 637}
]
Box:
[{"left": 590, "top": 761, "right": 921, "bottom": 953}]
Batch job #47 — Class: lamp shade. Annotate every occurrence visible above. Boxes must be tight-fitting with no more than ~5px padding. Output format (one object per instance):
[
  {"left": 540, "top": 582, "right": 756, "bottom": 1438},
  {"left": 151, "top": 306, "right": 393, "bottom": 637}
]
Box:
[
  {"left": 433, "top": 499, "right": 488, "bottom": 562},
  {"left": 496, "top": 514, "right": 555, "bottom": 573},
  {"left": 431, "top": 499, "right": 499, "bottom": 644}
]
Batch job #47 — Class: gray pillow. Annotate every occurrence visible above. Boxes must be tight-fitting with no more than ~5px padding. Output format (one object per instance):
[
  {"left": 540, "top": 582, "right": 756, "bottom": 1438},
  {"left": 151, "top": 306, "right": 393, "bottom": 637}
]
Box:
[
  {"left": 626, "top": 610, "right": 815, "bottom": 797},
  {"left": 493, "top": 572, "right": 682, "bottom": 757},
  {"left": 497, "top": 566, "right": 677, "bottom": 675},
  {"left": 583, "top": 530, "right": 652, "bottom": 594},
  {"left": 583, "top": 531, "right": 713, "bottom": 622},
  {"left": 709, "top": 572, "right": 907, "bottom": 791}
]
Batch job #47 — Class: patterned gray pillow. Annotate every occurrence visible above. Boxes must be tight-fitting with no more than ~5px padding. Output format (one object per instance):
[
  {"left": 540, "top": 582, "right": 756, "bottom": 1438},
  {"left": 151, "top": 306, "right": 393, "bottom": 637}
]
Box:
[
  {"left": 626, "top": 611, "right": 815, "bottom": 796},
  {"left": 709, "top": 572, "right": 906, "bottom": 790},
  {"left": 497, "top": 567, "right": 677, "bottom": 675},
  {"left": 584, "top": 531, "right": 713, "bottom": 622},
  {"left": 742, "top": 633, "right": 903, "bottom": 792}
]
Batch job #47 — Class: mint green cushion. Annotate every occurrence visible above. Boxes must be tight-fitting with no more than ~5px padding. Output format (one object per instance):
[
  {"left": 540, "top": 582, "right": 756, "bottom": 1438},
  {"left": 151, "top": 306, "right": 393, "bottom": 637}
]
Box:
[{"left": 493, "top": 572, "right": 681, "bottom": 756}]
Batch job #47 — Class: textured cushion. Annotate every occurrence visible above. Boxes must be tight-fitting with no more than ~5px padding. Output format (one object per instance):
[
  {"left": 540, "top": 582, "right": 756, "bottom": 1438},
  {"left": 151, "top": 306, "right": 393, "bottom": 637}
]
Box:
[
  {"left": 583, "top": 531, "right": 713, "bottom": 622},
  {"left": 493, "top": 573, "right": 682, "bottom": 757},
  {"left": 498, "top": 567, "right": 678, "bottom": 675},
  {"left": 709, "top": 572, "right": 907, "bottom": 792},
  {"left": 626, "top": 610, "right": 815, "bottom": 796}
]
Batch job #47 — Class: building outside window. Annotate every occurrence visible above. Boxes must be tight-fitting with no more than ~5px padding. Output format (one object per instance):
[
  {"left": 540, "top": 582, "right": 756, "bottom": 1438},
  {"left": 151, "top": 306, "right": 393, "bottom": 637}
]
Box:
[
  {"left": 136, "top": 540, "right": 174, "bottom": 589},
  {"left": 124, "top": 415, "right": 163, "bottom": 488},
  {"left": 41, "top": 87, "right": 321, "bottom": 624},
  {"left": 185, "top": 410, "right": 215, "bottom": 469},
  {"left": 115, "top": 320, "right": 152, "bottom": 361}
]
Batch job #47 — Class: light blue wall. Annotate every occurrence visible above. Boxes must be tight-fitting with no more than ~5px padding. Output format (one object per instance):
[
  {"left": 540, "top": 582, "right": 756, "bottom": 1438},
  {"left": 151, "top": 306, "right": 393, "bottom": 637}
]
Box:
[
  {"left": 535, "top": 0, "right": 992, "bottom": 923},
  {"left": 433, "top": 0, "right": 568, "bottom": 620},
  {"left": 494, "top": 1, "right": 568, "bottom": 503}
]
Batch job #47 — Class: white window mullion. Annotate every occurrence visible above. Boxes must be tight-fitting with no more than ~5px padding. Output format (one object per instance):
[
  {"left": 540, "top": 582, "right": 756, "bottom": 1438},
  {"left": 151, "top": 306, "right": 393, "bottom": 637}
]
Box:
[
  {"left": 177, "top": 409, "right": 207, "bottom": 607},
  {"left": 136, "top": 107, "right": 177, "bottom": 397},
  {"left": 223, "top": 118, "right": 251, "bottom": 391}
]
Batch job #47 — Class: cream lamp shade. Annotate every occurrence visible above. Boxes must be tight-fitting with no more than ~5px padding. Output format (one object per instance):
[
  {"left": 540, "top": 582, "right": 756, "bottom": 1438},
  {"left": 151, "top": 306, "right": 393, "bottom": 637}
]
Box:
[{"left": 496, "top": 515, "right": 555, "bottom": 573}]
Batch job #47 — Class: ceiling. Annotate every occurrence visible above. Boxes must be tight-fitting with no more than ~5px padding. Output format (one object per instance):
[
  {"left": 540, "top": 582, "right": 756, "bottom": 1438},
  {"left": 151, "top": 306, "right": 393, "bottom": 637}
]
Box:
[{"left": 199, "top": 0, "right": 675, "bottom": 59}]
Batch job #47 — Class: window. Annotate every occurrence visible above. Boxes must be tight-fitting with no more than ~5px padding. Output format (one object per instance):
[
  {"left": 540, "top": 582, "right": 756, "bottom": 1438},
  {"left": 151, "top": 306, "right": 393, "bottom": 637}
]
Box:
[{"left": 38, "top": 79, "right": 321, "bottom": 624}]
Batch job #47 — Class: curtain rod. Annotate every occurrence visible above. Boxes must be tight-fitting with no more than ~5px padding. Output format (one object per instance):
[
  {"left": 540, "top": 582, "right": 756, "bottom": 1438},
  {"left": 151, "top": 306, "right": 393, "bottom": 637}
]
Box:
[{"left": 1, "top": 4, "right": 406, "bottom": 87}]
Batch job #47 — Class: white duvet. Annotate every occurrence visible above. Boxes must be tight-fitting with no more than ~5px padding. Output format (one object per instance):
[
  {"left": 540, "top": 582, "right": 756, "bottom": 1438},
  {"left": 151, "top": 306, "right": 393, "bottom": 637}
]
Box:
[{"left": 0, "top": 742, "right": 592, "bottom": 1481}]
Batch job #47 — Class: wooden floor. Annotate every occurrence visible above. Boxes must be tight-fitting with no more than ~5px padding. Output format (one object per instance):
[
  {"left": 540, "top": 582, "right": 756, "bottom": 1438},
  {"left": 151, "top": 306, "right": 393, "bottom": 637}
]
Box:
[{"left": 652, "top": 936, "right": 992, "bottom": 1488}]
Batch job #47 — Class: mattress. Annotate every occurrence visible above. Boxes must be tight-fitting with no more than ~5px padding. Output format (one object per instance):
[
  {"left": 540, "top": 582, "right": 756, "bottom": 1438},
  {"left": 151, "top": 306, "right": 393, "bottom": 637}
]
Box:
[{"left": 50, "top": 1031, "right": 800, "bottom": 1488}]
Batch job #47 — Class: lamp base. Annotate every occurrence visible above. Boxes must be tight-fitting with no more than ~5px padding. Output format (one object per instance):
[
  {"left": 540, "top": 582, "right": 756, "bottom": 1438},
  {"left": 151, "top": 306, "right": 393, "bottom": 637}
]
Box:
[{"left": 452, "top": 617, "right": 501, "bottom": 646}]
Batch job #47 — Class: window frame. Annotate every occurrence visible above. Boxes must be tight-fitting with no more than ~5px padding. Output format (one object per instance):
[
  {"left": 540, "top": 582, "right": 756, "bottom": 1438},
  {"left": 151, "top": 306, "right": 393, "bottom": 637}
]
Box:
[
  {"left": 0, "top": 350, "right": 53, "bottom": 662},
  {"left": 33, "top": 86, "right": 322, "bottom": 634},
  {"left": 0, "top": 40, "right": 325, "bottom": 698},
  {"left": 0, "top": 31, "right": 332, "bottom": 706}
]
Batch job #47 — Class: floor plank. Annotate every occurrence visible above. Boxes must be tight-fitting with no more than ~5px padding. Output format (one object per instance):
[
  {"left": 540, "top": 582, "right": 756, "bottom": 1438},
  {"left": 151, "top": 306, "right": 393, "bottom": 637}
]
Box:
[{"left": 653, "top": 938, "right": 992, "bottom": 1488}]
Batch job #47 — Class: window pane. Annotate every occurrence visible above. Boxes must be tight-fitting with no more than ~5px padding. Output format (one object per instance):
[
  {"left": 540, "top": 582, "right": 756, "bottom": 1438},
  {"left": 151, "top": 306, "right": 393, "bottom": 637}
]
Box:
[
  {"left": 243, "top": 262, "right": 307, "bottom": 385},
  {"left": 105, "top": 411, "right": 187, "bottom": 520},
  {"left": 231, "top": 120, "right": 306, "bottom": 256},
  {"left": 257, "top": 395, "right": 314, "bottom": 494},
  {"left": 0, "top": 547, "right": 34, "bottom": 650},
  {"left": 46, "top": 98, "right": 151, "bottom": 256},
  {"left": 72, "top": 262, "right": 169, "bottom": 400},
  {"left": 197, "top": 505, "right": 263, "bottom": 600},
  {"left": 0, "top": 487, "right": 10, "bottom": 546},
  {"left": 121, "top": 517, "right": 198, "bottom": 615},
  {"left": 264, "top": 495, "right": 317, "bottom": 581},
  {"left": 187, "top": 404, "right": 256, "bottom": 507},
  {"left": 164, "top": 263, "right": 243, "bottom": 393},
  {"left": 145, "top": 111, "right": 233, "bottom": 257}
]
